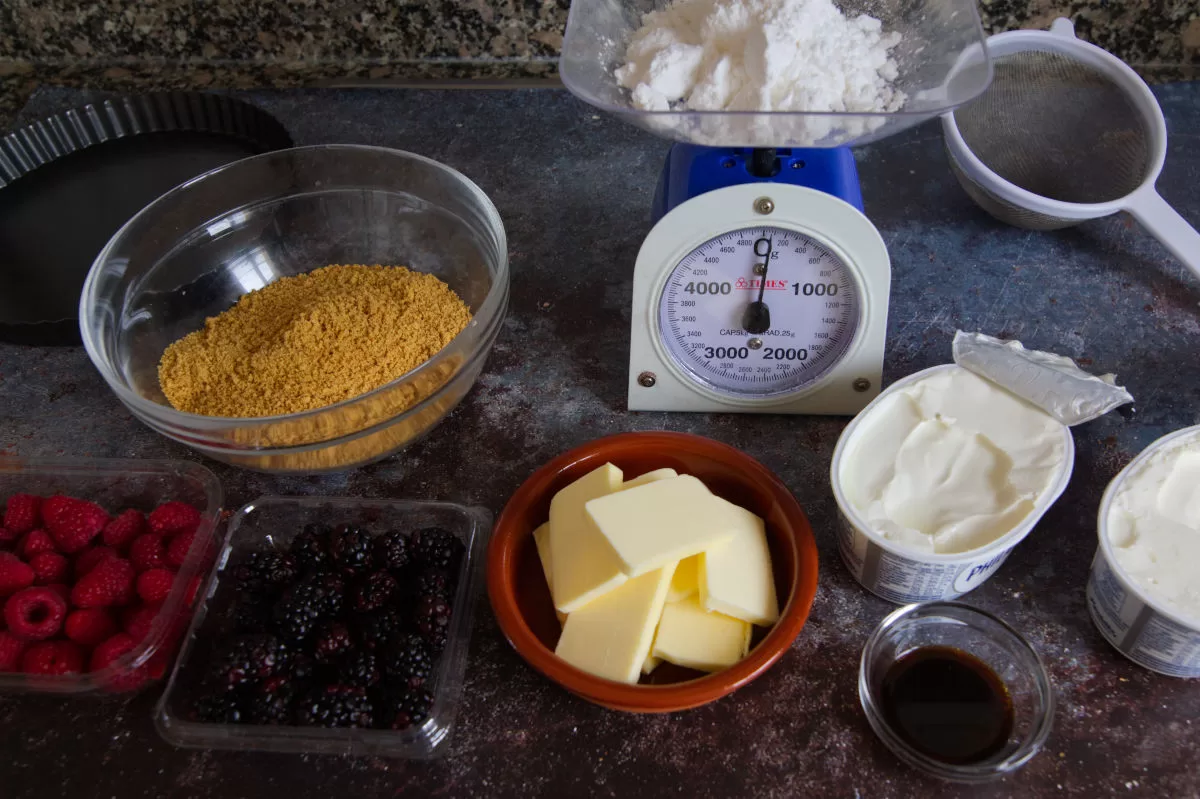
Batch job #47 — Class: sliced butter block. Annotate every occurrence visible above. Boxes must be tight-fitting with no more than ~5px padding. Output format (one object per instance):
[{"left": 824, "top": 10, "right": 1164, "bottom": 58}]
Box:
[
  {"left": 585, "top": 475, "right": 736, "bottom": 577},
  {"left": 642, "top": 654, "right": 661, "bottom": 674},
  {"left": 532, "top": 523, "right": 567, "bottom": 625},
  {"left": 666, "top": 555, "right": 699, "bottom": 603},
  {"left": 555, "top": 562, "right": 678, "bottom": 684},
  {"left": 549, "top": 463, "right": 626, "bottom": 613},
  {"left": 652, "top": 595, "right": 751, "bottom": 673},
  {"left": 621, "top": 468, "right": 678, "bottom": 491},
  {"left": 698, "top": 498, "right": 779, "bottom": 626}
]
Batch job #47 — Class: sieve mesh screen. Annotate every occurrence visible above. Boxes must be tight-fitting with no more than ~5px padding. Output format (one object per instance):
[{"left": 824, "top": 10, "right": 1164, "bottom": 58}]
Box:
[{"left": 954, "top": 50, "right": 1151, "bottom": 207}]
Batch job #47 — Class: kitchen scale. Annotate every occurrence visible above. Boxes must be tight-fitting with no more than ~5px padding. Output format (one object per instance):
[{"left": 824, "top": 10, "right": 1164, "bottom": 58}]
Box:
[{"left": 558, "top": 0, "right": 993, "bottom": 415}]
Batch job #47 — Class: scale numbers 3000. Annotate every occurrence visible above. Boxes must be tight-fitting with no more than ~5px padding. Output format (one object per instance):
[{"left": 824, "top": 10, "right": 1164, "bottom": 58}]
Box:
[{"left": 657, "top": 226, "right": 861, "bottom": 397}]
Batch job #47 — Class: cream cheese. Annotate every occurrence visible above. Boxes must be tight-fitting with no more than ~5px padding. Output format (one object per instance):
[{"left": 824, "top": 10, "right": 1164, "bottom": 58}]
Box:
[
  {"left": 1107, "top": 428, "right": 1200, "bottom": 619},
  {"left": 842, "top": 366, "right": 1068, "bottom": 554}
]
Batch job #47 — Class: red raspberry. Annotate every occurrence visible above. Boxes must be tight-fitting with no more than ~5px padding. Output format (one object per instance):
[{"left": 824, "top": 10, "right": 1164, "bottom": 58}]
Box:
[
  {"left": 3, "top": 494, "right": 42, "bottom": 536},
  {"left": 0, "top": 631, "right": 27, "bottom": 671},
  {"left": 136, "top": 568, "right": 175, "bottom": 604},
  {"left": 71, "top": 557, "right": 135, "bottom": 608},
  {"left": 65, "top": 608, "right": 118, "bottom": 647},
  {"left": 148, "top": 502, "right": 201, "bottom": 537},
  {"left": 20, "top": 529, "right": 56, "bottom": 558},
  {"left": 44, "top": 584, "right": 70, "bottom": 603},
  {"left": 0, "top": 553, "right": 35, "bottom": 597},
  {"left": 122, "top": 604, "right": 161, "bottom": 642},
  {"left": 3, "top": 586, "right": 68, "bottom": 640},
  {"left": 0, "top": 526, "right": 20, "bottom": 545},
  {"left": 42, "top": 495, "right": 109, "bottom": 553},
  {"left": 92, "top": 633, "right": 150, "bottom": 690},
  {"left": 74, "top": 545, "right": 117, "bottom": 578},
  {"left": 29, "top": 552, "right": 69, "bottom": 585},
  {"left": 90, "top": 633, "right": 136, "bottom": 671},
  {"left": 102, "top": 509, "right": 147, "bottom": 550},
  {"left": 165, "top": 531, "right": 195, "bottom": 569},
  {"left": 129, "top": 534, "right": 167, "bottom": 572},
  {"left": 22, "top": 640, "right": 83, "bottom": 675}
]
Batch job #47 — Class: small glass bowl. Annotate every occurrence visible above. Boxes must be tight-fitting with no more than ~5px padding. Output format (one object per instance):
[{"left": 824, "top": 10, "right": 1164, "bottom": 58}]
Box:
[{"left": 858, "top": 601, "right": 1054, "bottom": 782}]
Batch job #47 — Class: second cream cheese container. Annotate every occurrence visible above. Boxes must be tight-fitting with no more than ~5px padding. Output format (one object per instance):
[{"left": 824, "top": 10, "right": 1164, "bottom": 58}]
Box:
[
  {"left": 1088, "top": 425, "right": 1200, "bottom": 677},
  {"left": 831, "top": 363, "right": 1076, "bottom": 603}
]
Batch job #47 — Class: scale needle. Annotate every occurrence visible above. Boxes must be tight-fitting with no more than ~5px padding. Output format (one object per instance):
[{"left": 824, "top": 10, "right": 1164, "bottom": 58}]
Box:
[{"left": 742, "top": 236, "right": 773, "bottom": 334}]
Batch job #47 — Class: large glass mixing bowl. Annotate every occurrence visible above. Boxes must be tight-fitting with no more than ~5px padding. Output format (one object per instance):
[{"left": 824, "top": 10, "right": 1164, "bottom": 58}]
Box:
[
  {"left": 80, "top": 145, "right": 508, "bottom": 474},
  {"left": 561, "top": 0, "right": 993, "bottom": 148}
]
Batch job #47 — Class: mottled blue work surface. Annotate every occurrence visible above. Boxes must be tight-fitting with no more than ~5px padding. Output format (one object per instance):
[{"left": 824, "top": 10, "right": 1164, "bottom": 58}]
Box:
[{"left": 1, "top": 84, "right": 1198, "bottom": 798}]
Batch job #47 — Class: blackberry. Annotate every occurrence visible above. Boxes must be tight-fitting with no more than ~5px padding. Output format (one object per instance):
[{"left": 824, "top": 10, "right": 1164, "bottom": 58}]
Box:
[
  {"left": 232, "top": 597, "right": 274, "bottom": 633},
  {"left": 246, "top": 677, "right": 295, "bottom": 724},
  {"left": 193, "top": 691, "right": 244, "bottom": 723},
  {"left": 234, "top": 552, "right": 298, "bottom": 596},
  {"left": 383, "top": 633, "right": 433, "bottom": 689},
  {"left": 311, "top": 620, "right": 355, "bottom": 665},
  {"left": 423, "top": 626, "right": 449, "bottom": 655},
  {"left": 352, "top": 570, "right": 398, "bottom": 613},
  {"left": 371, "top": 530, "right": 411, "bottom": 573},
  {"left": 286, "top": 652, "right": 319, "bottom": 687},
  {"left": 272, "top": 576, "right": 342, "bottom": 643},
  {"left": 289, "top": 524, "right": 331, "bottom": 573},
  {"left": 328, "top": 524, "right": 374, "bottom": 575},
  {"left": 354, "top": 606, "right": 406, "bottom": 652},
  {"left": 412, "top": 594, "right": 453, "bottom": 649},
  {"left": 376, "top": 687, "right": 433, "bottom": 730},
  {"left": 208, "top": 633, "right": 289, "bottom": 690},
  {"left": 411, "top": 527, "right": 464, "bottom": 571},
  {"left": 294, "top": 684, "right": 374, "bottom": 728},
  {"left": 412, "top": 568, "right": 453, "bottom": 600},
  {"left": 338, "top": 650, "right": 382, "bottom": 688}
]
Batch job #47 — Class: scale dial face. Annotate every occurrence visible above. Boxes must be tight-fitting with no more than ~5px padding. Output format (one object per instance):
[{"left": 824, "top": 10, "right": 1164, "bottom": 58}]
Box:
[{"left": 657, "top": 225, "right": 861, "bottom": 398}]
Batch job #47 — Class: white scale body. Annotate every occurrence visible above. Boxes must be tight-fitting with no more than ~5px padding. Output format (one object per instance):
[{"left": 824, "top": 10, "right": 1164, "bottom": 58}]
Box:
[{"left": 628, "top": 183, "right": 891, "bottom": 415}]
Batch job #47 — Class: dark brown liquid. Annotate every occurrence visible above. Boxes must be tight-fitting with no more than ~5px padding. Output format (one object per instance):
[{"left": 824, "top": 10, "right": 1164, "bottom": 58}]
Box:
[{"left": 879, "top": 646, "right": 1014, "bottom": 765}]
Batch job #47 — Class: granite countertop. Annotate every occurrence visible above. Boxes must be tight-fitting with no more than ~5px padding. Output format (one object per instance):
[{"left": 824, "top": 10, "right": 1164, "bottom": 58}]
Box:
[
  {"left": 0, "top": 83, "right": 1199, "bottom": 796},
  {"left": 2, "top": 0, "right": 1198, "bottom": 132}
]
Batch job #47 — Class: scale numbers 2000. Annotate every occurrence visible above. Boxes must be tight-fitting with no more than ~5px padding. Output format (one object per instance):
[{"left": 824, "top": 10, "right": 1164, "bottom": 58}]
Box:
[{"left": 658, "top": 226, "right": 861, "bottom": 397}]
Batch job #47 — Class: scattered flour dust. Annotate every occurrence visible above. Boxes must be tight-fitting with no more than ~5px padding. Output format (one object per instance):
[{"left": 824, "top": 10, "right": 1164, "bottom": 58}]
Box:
[{"left": 614, "top": 0, "right": 905, "bottom": 115}]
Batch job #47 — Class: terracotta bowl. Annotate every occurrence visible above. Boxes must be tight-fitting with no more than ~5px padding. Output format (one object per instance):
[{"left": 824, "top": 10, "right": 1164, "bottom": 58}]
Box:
[{"left": 487, "top": 431, "right": 819, "bottom": 713}]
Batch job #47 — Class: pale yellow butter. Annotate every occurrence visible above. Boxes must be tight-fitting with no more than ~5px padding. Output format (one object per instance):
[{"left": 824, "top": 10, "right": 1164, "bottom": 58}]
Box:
[
  {"left": 585, "top": 475, "right": 736, "bottom": 577},
  {"left": 698, "top": 498, "right": 779, "bottom": 625},
  {"left": 548, "top": 463, "right": 627, "bottom": 613},
  {"left": 621, "top": 468, "right": 678, "bottom": 490},
  {"left": 532, "top": 523, "right": 567, "bottom": 625},
  {"left": 642, "top": 654, "right": 661, "bottom": 674},
  {"left": 666, "top": 555, "right": 699, "bottom": 602},
  {"left": 555, "top": 562, "right": 678, "bottom": 684},
  {"left": 652, "top": 595, "right": 751, "bottom": 672}
]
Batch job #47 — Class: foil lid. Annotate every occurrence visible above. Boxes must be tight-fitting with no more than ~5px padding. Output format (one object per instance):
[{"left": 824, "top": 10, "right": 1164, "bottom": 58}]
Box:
[{"left": 952, "top": 330, "right": 1133, "bottom": 426}]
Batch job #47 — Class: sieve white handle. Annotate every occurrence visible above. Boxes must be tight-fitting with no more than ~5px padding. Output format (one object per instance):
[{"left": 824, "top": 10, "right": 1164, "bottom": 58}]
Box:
[{"left": 1125, "top": 189, "right": 1200, "bottom": 281}]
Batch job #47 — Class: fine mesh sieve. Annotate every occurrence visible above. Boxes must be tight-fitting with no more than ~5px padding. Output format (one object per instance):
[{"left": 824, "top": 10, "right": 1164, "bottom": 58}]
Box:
[{"left": 942, "top": 18, "right": 1200, "bottom": 278}]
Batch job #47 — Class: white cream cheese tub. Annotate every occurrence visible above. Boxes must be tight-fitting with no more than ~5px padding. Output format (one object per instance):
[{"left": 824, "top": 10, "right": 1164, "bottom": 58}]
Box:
[
  {"left": 832, "top": 364, "right": 1076, "bottom": 604},
  {"left": 1088, "top": 425, "right": 1200, "bottom": 678}
]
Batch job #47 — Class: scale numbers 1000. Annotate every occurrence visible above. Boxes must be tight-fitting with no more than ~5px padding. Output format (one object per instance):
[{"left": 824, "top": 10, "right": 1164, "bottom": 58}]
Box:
[{"left": 659, "top": 226, "right": 861, "bottom": 397}]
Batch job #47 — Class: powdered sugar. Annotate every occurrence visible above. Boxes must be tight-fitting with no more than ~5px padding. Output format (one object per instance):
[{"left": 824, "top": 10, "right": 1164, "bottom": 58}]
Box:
[{"left": 615, "top": 0, "right": 905, "bottom": 115}]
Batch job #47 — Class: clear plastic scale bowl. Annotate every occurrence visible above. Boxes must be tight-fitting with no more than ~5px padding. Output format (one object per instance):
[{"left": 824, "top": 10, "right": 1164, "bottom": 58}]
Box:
[{"left": 560, "top": 0, "right": 993, "bottom": 148}]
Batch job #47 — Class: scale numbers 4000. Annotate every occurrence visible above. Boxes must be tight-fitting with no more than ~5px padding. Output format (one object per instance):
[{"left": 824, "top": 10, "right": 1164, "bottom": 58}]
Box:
[{"left": 658, "top": 226, "right": 861, "bottom": 397}]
